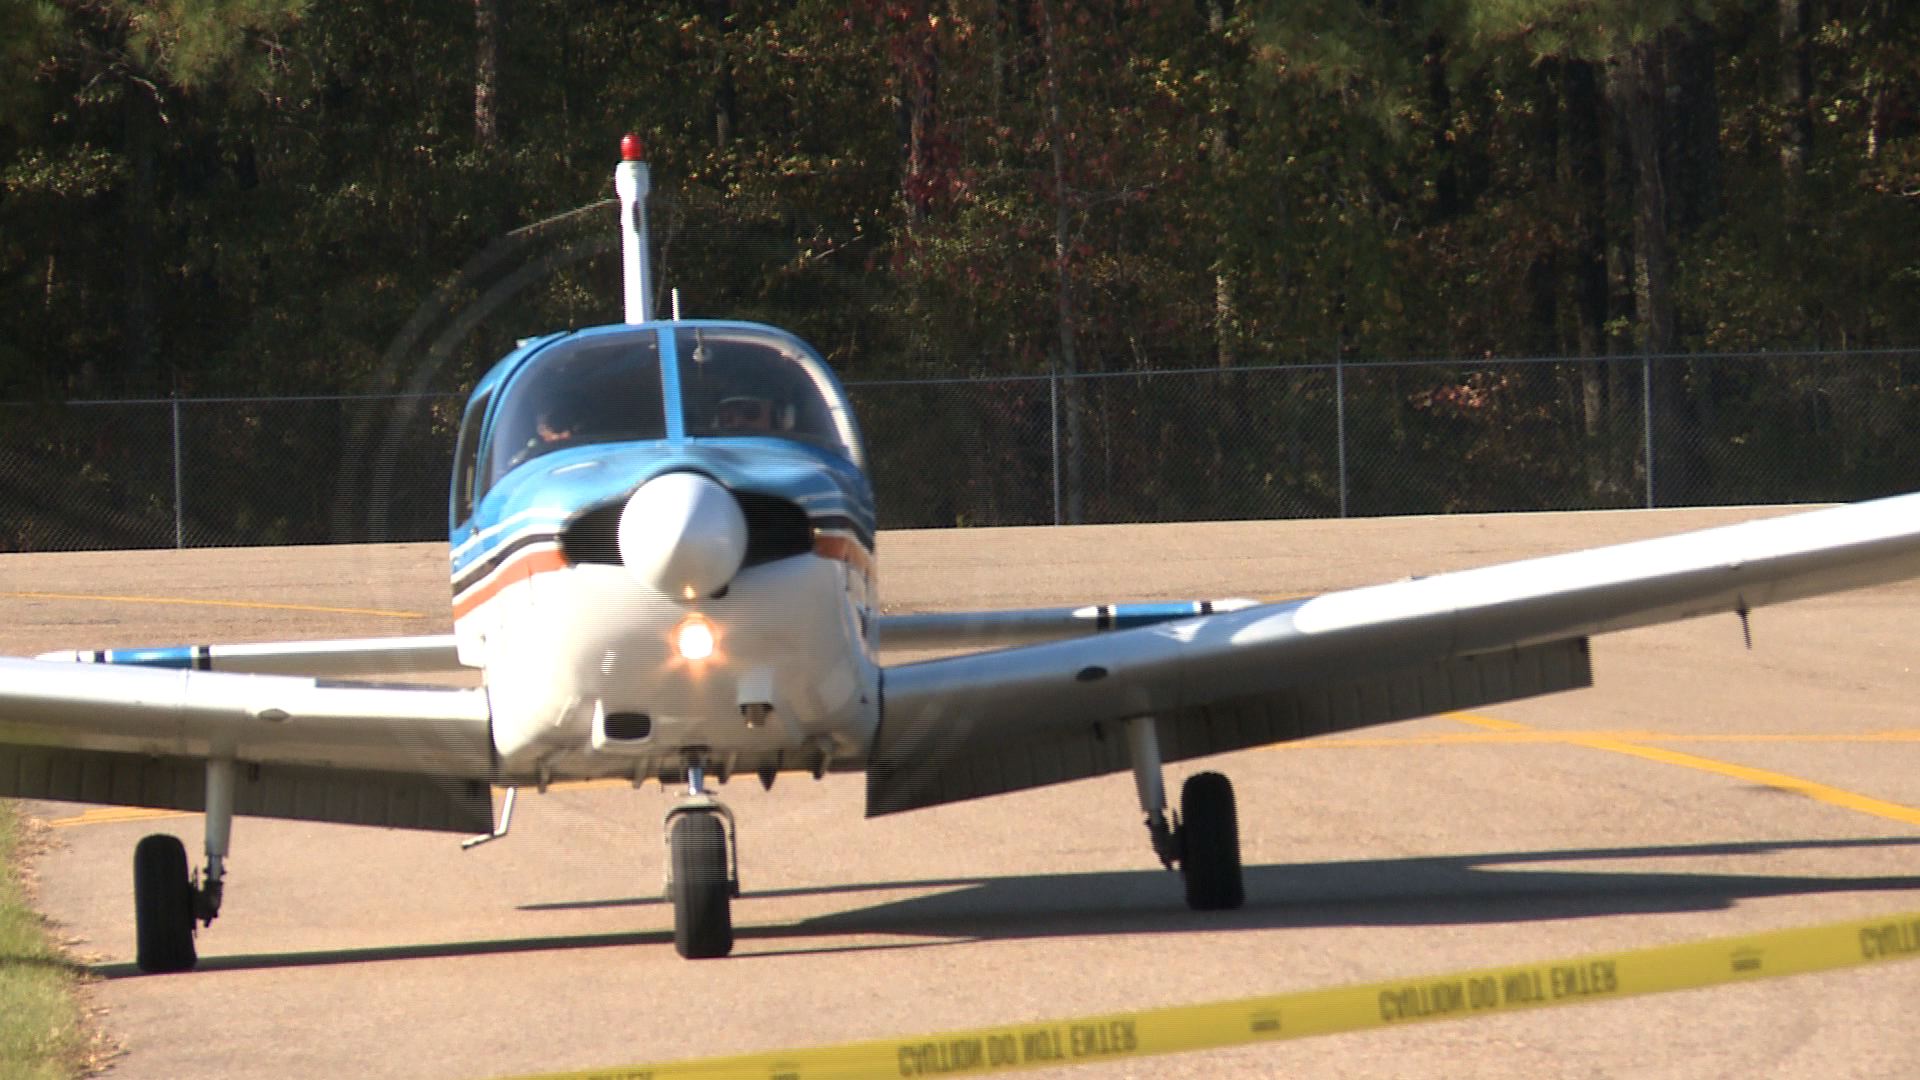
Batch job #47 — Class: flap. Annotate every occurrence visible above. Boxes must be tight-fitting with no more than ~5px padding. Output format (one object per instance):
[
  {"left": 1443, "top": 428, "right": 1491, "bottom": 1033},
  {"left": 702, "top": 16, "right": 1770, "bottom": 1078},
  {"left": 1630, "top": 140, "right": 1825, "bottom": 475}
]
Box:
[{"left": 2, "top": 743, "right": 494, "bottom": 834}]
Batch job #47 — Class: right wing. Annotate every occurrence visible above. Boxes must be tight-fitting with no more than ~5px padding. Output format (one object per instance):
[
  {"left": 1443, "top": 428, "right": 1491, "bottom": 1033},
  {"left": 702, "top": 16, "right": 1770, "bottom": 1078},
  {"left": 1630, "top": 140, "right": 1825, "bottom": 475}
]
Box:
[
  {"left": 868, "top": 492, "right": 1920, "bottom": 816},
  {"left": 878, "top": 600, "right": 1259, "bottom": 651},
  {"left": 35, "top": 633, "right": 464, "bottom": 677},
  {"left": 0, "top": 657, "right": 497, "bottom": 833}
]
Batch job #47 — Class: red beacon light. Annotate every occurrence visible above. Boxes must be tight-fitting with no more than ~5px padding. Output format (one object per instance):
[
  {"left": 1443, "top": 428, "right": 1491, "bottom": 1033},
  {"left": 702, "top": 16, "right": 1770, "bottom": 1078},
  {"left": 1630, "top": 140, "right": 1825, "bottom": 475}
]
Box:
[{"left": 620, "top": 133, "right": 644, "bottom": 162}]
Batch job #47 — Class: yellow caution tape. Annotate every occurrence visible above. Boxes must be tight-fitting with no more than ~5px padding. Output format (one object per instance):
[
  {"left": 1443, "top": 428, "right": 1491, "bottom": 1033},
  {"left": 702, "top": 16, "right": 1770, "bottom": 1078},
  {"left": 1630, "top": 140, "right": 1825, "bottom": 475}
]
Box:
[{"left": 500, "top": 909, "right": 1920, "bottom": 1080}]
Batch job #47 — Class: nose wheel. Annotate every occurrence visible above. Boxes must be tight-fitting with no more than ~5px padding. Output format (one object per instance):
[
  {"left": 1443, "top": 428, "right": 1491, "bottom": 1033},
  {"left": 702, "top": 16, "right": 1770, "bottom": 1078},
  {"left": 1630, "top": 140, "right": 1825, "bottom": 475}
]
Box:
[
  {"left": 662, "top": 763, "right": 738, "bottom": 958},
  {"left": 667, "top": 810, "right": 734, "bottom": 958}
]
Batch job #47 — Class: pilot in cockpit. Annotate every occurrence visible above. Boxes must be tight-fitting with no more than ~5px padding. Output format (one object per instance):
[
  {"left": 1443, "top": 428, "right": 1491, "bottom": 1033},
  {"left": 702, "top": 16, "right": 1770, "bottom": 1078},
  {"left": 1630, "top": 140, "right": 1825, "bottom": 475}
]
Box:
[
  {"left": 534, "top": 408, "right": 576, "bottom": 445},
  {"left": 502, "top": 392, "right": 590, "bottom": 471}
]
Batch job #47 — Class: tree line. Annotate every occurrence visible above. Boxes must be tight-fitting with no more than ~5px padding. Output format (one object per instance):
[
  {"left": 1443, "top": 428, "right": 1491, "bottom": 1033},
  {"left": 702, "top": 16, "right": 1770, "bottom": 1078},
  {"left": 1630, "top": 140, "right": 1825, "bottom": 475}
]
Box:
[{"left": 2, "top": 1, "right": 1916, "bottom": 527}]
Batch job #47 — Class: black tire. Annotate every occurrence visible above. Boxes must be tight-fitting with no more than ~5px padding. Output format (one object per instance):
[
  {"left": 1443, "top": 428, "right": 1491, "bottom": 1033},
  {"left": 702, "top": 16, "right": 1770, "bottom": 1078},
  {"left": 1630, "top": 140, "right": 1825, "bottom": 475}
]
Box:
[
  {"left": 1179, "top": 772, "right": 1244, "bottom": 911},
  {"left": 669, "top": 812, "right": 734, "bottom": 959},
  {"left": 133, "top": 834, "right": 197, "bottom": 974}
]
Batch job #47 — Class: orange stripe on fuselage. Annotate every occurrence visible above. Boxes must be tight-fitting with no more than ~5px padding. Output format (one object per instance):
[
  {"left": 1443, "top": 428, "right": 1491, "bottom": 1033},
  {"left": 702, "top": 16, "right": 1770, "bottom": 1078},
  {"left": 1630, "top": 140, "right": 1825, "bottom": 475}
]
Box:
[
  {"left": 451, "top": 543, "right": 569, "bottom": 620},
  {"left": 813, "top": 533, "right": 874, "bottom": 575},
  {"left": 453, "top": 534, "right": 872, "bottom": 621}
]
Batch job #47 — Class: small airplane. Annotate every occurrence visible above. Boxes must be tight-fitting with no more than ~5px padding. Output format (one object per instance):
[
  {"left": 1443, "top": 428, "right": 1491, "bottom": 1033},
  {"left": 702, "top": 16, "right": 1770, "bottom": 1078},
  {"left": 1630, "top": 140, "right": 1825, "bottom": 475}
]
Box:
[{"left": 4, "top": 137, "right": 1920, "bottom": 972}]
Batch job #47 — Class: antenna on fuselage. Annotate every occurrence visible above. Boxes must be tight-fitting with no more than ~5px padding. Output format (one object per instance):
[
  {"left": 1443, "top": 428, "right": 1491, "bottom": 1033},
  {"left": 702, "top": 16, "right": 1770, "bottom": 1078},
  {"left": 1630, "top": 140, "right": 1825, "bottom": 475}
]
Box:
[{"left": 615, "top": 133, "right": 653, "bottom": 324}]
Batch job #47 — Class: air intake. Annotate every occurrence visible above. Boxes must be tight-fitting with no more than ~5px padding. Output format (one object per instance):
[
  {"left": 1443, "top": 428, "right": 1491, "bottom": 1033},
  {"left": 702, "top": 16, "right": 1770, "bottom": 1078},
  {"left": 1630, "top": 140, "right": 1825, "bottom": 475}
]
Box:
[
  {"left": 561, "top": 490, "right": 813, "bottom": 569},
  {"left": 601, "top": 712, "right": 652, "bottom": 741}
]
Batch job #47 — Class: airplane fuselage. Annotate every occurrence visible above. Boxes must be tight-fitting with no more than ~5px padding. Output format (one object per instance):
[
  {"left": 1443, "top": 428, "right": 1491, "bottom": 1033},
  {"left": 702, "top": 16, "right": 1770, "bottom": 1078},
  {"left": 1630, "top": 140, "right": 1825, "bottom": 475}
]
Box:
[{"left": 448, "top": 320, "right": 880, "bottom": 783}]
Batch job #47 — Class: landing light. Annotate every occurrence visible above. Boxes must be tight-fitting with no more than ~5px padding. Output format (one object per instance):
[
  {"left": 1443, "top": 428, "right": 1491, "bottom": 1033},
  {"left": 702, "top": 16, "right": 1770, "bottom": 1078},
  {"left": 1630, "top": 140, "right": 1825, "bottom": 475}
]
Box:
[{"left": 675, "top": 617, "right": 716, "bottom": 662}]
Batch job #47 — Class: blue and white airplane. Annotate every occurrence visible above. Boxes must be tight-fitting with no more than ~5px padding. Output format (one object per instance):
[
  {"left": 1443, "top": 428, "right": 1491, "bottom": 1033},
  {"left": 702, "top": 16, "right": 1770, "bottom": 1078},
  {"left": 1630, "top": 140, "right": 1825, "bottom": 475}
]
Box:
[{"left": 5, "top": 139, "right": 1920, "bottom": 971}]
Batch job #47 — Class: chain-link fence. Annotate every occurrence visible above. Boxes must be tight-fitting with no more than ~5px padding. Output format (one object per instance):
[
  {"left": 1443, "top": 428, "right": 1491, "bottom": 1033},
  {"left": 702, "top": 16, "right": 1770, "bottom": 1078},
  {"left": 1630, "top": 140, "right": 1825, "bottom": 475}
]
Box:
[{"left": 3, "top": 350, "right": 1916, "bottom": 552}]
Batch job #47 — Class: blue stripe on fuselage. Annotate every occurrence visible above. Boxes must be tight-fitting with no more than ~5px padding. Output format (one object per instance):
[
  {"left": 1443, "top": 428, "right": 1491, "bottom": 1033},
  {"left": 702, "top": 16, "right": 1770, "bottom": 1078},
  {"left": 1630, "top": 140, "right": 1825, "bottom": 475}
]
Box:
[{"left": 451, "top": 440, "right": 876, "bottom": 580}]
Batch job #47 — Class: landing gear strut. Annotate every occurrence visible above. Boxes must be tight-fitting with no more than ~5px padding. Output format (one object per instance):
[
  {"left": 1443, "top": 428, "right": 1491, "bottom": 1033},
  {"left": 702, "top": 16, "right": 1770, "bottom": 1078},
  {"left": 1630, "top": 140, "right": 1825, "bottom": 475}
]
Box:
[
  {"left": 663, "top": 762, "right": 738, "bottom": 958},
  {"left": 1127, "top": 717, "right": 1244, "bottom": 910},
  {"left": 133, "top": 757, "right": 234, "bottom": 973}
]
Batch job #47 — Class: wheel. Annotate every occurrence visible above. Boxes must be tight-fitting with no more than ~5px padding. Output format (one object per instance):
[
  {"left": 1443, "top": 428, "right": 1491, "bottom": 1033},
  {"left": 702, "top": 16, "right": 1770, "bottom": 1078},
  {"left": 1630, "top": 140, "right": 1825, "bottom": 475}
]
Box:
[
  {"left": 1179, "top": 772, "right": 1244, "bottom": 911},
  {"left": 669, "top": 811, "right": 734, "bottom": 959},
  {"left": 133, "top": 834, "right": 197, "bottom": 973}
]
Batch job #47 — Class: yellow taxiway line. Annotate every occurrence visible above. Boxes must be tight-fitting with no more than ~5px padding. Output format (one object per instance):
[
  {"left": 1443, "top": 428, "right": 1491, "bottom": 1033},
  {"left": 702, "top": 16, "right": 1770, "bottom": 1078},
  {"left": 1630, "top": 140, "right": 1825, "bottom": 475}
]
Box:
[
  {"left": 1265, "top": 728, "right": 1920, "bottom": 750},
  {"left": 46, "top": 806, "right": 195, "bottom": 829},
  {"left": 1452, "top": 712, "right": 1920, "bottom": 828}
]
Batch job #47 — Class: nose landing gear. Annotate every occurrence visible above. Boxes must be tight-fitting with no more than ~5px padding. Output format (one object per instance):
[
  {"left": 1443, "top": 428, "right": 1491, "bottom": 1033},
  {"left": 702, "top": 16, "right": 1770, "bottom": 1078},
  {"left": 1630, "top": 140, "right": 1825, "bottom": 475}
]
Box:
[{"left": 662, "top": 762, "right": 739, "bottom": 958}]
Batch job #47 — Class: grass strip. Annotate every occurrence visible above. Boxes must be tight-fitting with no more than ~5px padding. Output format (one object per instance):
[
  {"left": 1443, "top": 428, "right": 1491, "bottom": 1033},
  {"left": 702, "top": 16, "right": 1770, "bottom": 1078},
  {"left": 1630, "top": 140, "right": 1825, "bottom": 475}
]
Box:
[{"left": 0, "top": 799, "right": 96, "bottom": 1079}]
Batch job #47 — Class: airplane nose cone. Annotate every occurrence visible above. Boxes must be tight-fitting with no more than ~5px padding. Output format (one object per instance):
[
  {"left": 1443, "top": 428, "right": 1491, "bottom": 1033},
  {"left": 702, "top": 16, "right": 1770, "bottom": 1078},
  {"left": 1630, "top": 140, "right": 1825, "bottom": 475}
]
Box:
[{"left": 616, "top": 472, "right": 748, "bottom": 600}]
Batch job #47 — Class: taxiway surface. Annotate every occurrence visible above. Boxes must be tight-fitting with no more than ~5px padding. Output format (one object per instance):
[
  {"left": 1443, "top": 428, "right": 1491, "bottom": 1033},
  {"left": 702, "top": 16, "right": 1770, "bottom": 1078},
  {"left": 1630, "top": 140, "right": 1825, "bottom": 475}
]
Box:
[{"left": 8, "top": 507, "right": 1920, "bottom": 1079}]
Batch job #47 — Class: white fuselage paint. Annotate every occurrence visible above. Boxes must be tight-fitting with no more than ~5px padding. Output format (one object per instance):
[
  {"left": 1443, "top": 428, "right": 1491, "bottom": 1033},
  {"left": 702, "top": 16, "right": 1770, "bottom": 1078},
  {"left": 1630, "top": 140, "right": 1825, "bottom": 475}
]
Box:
[{"left": 458, "top": 548, "right": 878, "bottom": 779}]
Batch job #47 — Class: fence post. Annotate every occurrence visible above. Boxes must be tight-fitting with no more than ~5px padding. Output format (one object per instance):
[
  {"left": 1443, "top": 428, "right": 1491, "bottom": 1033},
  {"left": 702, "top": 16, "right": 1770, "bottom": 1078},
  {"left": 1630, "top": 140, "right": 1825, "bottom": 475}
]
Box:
[
  {"left": 171, "top": 396, "right": 185, "bottom": 548},
  {"left": 1335, "top": 338, "right": 1349, "bottom": 518},
  {"left": 1049, "top": 364, "right": 1062, "bottom": 527},
  {"left": 1641, "top": 354, "right": 1655, "bottom": 509}
]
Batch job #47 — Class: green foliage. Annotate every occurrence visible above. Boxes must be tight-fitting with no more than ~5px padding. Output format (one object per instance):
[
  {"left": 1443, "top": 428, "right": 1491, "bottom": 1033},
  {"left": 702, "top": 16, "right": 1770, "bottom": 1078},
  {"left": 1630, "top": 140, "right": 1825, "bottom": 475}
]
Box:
[
  {"left": 0, "top": 0, "right": 1915, "bottom": 525},
  {"left": 1463, "top": 0, "right": 1714, "bottom": 59},
  {"left": 0, "top": 1, "right": 64, "bottom": 131},
  {"left": 116, "top": 0, "right": 309, "bottom": 93}
]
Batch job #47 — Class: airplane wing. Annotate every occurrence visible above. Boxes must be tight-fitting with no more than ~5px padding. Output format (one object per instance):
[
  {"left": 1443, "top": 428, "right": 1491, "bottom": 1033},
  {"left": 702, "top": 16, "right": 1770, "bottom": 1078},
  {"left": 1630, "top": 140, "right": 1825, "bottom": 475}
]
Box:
[
  {"left": 877, "top": 600, "right": 1259, "bottom": 651},
  {"left": 0, "top": 658, "right": 497, "bottom": 833},
  {"left": 34, "top": 633, "right": 465, "bottom": 677},
  {"left": 868, "top": 492, "right": 1920, "bottom": 816}
]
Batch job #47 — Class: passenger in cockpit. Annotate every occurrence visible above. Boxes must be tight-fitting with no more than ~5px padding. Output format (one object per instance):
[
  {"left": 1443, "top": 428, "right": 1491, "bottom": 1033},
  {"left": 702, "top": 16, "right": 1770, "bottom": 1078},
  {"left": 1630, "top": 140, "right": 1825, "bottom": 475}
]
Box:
[{"left": 715, "top": 395, "right": 779, "bottom": 434}]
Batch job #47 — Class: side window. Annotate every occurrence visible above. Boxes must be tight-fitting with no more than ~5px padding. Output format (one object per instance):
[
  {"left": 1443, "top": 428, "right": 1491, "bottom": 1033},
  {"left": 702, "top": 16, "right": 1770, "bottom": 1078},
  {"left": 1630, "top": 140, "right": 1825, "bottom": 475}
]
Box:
[{"left": 451, "top": 389, "right": 493, "bottom": 525}]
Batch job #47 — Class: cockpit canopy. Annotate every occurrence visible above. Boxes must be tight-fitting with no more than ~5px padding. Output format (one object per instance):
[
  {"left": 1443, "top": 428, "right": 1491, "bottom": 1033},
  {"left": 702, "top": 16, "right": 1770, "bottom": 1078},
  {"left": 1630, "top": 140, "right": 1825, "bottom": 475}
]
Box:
[{"left": 472, "top": 323, "right": 864, "bottom": 501}]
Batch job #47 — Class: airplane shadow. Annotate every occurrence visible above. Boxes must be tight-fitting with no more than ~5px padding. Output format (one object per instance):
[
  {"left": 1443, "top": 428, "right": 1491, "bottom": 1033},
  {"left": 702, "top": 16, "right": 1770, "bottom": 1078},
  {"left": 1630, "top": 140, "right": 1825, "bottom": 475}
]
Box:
[{"left": 94, "top": 835, "right": 1920, "bottom": 977}]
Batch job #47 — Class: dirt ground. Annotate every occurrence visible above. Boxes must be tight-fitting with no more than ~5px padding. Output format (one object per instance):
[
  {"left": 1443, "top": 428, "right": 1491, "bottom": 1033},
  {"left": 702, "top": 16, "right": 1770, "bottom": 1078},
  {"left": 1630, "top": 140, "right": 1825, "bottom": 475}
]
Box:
[{"left": 8, "top": 505, "right": 1920, "bottom": 1079}]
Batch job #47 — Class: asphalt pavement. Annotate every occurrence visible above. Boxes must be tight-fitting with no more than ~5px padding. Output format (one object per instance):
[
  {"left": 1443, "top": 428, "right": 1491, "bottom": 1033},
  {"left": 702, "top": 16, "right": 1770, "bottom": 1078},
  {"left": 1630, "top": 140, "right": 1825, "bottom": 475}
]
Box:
[{"left": 8, "top": 507, "right": 1920, "bottom": 1079}]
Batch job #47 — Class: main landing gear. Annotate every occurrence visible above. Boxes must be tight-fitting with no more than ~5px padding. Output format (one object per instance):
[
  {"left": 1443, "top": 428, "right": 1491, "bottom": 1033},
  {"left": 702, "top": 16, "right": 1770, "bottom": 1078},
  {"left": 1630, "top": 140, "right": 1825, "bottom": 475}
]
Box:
[
  {"left": 1127, "top": 717, "right": 1244, "bottom": 910},
  {"left": 133, "top": 758, "right": 235, "bottom": 974},
  {"left": 663, "top": 762, "right": 739, "bottom": 958}
]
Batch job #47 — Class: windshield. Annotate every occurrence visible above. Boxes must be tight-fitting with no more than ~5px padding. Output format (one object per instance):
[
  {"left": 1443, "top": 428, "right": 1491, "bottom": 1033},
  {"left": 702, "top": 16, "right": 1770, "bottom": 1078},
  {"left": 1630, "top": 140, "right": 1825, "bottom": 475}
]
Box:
[
  {"left": 488, "top": 332, "right": 666, "bottom": 485},
  {"left": 677, "top": 327, "right": 864, "bottom": 467}
]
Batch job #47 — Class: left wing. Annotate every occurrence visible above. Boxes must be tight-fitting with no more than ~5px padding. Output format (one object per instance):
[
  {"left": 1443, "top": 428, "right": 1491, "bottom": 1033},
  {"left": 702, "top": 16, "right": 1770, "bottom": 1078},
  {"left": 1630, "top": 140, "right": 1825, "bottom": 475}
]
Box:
[
  {"left": 35, "top": 633, "right": 464, "bottom": 677},
  {"left": 0, "top": 658, "right": 496, "bottom": 833},
  {"left": 868, "top": 492, "right": 1920, "bottom": 816}
]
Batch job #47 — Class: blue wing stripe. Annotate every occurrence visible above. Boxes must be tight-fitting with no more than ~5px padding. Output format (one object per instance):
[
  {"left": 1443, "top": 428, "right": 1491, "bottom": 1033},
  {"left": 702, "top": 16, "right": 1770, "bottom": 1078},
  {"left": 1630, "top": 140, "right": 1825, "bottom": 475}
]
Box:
[
  {"left": 1106, "top": 602, "right": 1207, "bottom": 630},
  {"left": 101, "top": 646, "right": 197, "bottom": 669}
]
